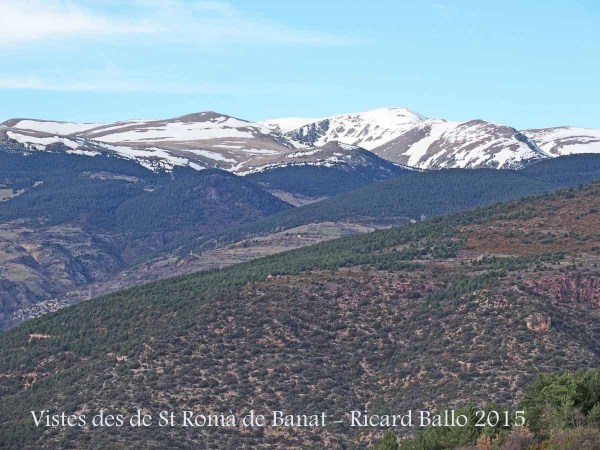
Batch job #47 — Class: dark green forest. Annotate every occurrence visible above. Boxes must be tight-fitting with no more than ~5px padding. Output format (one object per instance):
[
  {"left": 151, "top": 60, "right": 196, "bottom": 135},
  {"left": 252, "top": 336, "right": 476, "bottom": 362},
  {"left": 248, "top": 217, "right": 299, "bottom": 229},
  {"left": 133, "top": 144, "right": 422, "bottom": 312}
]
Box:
[
  {"left": 246, "top": 150, "right": 407, "bottom": 197},
  {"left": 373, "top": 369, "right": 600, "bottom": 449},
  {"left": 174, "top": 154, "right": 600, "bottom": 254},
  {"left": 0, "top": 150, "right": 290, "bottom": 235},
  {"left": 174, "top": 169, "right": 551, "bottom": 253}
]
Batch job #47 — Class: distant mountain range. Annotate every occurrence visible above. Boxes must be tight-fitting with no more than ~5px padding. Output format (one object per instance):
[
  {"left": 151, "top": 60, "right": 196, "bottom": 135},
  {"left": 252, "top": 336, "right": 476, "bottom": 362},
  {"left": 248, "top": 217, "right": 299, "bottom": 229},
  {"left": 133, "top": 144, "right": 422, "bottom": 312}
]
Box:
[
  {"left": 2, "top": 106, "right": 600, "bottom": 332},
  {"left": 2, "top": 107, "right": 600, "bottom": 173}
]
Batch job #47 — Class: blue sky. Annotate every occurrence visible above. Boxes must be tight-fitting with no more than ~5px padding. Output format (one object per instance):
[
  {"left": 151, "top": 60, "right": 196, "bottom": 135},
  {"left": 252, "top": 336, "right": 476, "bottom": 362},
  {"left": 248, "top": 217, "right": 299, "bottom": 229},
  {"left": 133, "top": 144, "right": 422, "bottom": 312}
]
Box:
[{"left": 0, "top": 0, "right": 598, "bottom": 128}]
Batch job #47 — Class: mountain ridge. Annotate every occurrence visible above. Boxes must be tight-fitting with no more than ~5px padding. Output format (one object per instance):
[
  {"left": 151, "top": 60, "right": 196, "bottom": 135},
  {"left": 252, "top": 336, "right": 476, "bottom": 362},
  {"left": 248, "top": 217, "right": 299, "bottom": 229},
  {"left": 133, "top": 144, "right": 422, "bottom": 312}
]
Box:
[{"left": 3, "top": 107, "right": 600, "bottom": 174}]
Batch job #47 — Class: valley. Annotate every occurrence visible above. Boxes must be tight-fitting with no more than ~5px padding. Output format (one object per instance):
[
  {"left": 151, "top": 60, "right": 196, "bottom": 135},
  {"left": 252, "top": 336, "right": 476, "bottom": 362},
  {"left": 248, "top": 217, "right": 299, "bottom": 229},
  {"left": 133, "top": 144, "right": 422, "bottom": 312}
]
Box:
[
  {"left": 0, "top": 152, "right": 292, "bottom": 330},
  {"left": 1, "top": 147, "right": 599, "bottom": 331},
  {"left": 12, "top": 220, "right": 379, "bottom": 325}
]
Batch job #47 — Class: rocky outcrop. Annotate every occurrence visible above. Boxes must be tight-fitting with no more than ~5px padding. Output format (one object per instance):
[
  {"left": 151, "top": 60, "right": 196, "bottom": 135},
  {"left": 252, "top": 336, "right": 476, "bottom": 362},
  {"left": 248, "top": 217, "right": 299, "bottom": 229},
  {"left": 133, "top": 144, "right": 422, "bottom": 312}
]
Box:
[
  {"left": 525, "top": 313, "right": 552, "bottom": 332},
  {"left": 523, "top": 272, "right": 600, "bottom": 307}
]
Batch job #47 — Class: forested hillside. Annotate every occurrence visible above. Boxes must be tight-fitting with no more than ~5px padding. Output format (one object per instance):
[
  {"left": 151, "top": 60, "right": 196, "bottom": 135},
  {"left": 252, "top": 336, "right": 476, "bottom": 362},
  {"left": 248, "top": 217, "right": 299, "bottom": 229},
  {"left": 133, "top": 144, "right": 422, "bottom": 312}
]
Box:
[
  {"left": 1, "top": 182, "right": 598, "bottom": 449},
  {"left": 519, "top": 153, "right": 600, "bottom": 187},
  {"left": 179, "top": 154, "right": 600, "bottom": 254},
  {"left": 0, "top": 151, "right": 290, "bottom": 234},
  {"left": 176, "top": 169, "right": 549, "bottom": 254},
  {"left": 2, "top": 151, "right": 600, "bottom": 333},
  {"left": 245, "top": 147, "right": 408, "bottom": 198},
  {"left": 0, "top": 150, "right": 290, "bottom": 330}
]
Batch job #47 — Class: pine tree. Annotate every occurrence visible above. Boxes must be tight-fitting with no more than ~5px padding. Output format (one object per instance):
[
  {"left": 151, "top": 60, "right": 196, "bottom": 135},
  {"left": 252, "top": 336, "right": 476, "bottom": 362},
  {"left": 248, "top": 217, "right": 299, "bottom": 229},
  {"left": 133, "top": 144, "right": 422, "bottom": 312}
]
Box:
[{"left": 373, "top": 430, "right": 399, "bottom": 450}]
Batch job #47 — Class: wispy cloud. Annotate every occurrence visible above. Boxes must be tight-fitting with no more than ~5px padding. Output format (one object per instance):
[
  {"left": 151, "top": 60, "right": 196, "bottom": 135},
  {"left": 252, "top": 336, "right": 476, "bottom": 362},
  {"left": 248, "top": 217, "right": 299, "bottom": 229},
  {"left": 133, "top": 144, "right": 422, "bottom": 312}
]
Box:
[
  {"left": 0, "top": 1, "right": 351, "bottom": 94},
  {"left": 0, "top": 1, "right": 152, "bottom": 44},
  {"left": 0, "top": 74, "right": 224, "bottom": 93},
  {"left": 0, "top": 73, "right": 323, "bottom": 96},
  {"left": 0, "top": 0, "right": 347, "bottom": 46}
]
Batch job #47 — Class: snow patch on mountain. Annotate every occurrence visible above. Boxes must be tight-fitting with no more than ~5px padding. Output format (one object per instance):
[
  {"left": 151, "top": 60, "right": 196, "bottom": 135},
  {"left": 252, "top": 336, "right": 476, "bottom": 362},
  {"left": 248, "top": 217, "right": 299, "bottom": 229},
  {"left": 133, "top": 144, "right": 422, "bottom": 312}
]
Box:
[
  {"left": 3, "top": 119, "right": 104, "bottom": 135},
  {"left": 93, "top": 143, "right": 192, "bottom": 171},
  {"left": 392, "top": 119, "right": 457, "bottom": 167},
  {"left": 522, "top": 127, "right": 600, "bottom": 156},
  {"left": 179, "top": 149, "right": 236, "bottom": 163},
  {"left": 84, "top": 117, "right": 265, "bottom": 143},
  {"left": 6, "top": 131, "right": 81, "bottom": 150}
]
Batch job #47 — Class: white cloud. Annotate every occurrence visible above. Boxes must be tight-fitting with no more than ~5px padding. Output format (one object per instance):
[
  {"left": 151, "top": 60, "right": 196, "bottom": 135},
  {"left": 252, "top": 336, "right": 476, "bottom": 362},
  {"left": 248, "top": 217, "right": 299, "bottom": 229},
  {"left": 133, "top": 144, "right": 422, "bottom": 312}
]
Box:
[
  {"left": 0, "top": 0, "right": 347, "bottom": 46},
  {"left": 0, "top": 75, "right": 226, "bottom": 93},
  {"left": 0, "top": 1, "right": 153, "bottom": 44},
  {"left": 0, "top": 73, "right": 321, "bottom": 96},
  {"left": 0, "top": 1, "right": 350, "bottom": 94}
]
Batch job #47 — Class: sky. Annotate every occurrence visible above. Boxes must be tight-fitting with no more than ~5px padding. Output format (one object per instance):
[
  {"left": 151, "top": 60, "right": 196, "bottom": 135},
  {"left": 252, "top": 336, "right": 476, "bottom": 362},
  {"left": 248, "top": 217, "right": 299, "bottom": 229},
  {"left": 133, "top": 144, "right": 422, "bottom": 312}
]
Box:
[{"left": 0, "top": 0, "right": 598, "bottom": 129}]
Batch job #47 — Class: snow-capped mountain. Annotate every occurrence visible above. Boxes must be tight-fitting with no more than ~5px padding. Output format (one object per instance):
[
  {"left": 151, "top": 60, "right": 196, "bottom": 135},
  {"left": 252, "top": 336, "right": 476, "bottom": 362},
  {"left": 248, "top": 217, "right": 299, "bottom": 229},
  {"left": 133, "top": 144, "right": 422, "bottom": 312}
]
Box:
[
  {"left": 2, "top": 107, "right": 600, "bottom": 174},
  {"left": 1, "top": 112, "right": 406, "bottom": 175},
  {"left": 521, "top": 127, "right": 600, "bottom": 156},
  {"left": 276, "top": 107, "right": 425, "bottom": 150},
  {"left": 1, "top": 112, "right": 300, "bottom": 172},
  {"left": 372, "top": 119, "right": 547, "bottom": 169},
  {"left": 271, "top": 110, "right": 549, "bottom": 169}
]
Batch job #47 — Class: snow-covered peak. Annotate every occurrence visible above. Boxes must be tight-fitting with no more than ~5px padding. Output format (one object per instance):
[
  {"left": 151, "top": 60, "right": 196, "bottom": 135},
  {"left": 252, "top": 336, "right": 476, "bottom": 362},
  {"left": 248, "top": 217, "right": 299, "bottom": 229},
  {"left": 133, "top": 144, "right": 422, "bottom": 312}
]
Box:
[
  {"left": 280, "top": 107, "right": 426, "bottom": 150},
  {"left": 81, "top": 111, "right": 273, "bottom": 143},
  {"left": 3, "top": 107, "right": 600, "bottom": 174},
  {"left": 334, "top": 107, "right": 426, "bottom": 127},
  {"left": 0, "top": 111, "right": 301, "bottom": 173},
  {"left": 373, "top": 119, "right": 547, "bottom": 169},
  {"left": 260, "top": 117, "right": 321, "bottom": 134}
]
